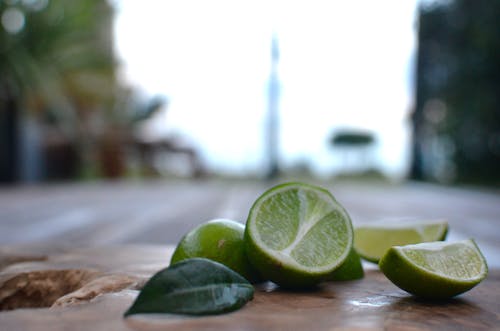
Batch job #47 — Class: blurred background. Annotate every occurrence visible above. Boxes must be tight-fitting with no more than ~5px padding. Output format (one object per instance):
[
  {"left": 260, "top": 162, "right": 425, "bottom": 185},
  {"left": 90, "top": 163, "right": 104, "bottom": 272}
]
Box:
[
  {"left": 0, "top": 0, "right": 500, "bottom": 269},
  {"left": 0, "top": 0, "right": 499, "bottom": 186}
]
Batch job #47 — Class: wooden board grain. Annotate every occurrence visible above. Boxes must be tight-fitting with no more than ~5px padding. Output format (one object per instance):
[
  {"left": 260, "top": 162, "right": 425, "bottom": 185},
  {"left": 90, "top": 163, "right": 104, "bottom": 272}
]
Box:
[
  {"left": 0, "top": 245, "right": 499, "bottom": 331},
  {"left": 1, "top": 181, "right": 499, "bottom": 268},
  {"left": 126, "top": 270, "right": 500, "bottom": 331}
]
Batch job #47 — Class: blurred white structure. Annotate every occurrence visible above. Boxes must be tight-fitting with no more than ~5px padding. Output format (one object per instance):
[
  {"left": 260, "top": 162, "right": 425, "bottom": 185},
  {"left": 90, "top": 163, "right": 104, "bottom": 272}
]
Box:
[{"left": 114, "top": 0, "right": 417, "bottom": 179}]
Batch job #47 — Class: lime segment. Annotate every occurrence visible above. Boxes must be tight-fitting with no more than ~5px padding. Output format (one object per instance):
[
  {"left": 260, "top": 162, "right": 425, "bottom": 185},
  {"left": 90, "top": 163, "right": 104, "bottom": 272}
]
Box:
[
  {"left": 379, "top": 239, "right": 488, "bottom": 299},
  {"left": 245, "top": 182, "right": 353, "bottom": 288},
  {"left": 354, "top": 219, "right": 448, "bottom": 263}
]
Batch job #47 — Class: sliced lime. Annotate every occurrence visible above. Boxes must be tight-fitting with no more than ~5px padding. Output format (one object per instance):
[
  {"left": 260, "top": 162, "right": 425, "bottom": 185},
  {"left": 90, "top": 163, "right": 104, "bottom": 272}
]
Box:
[
  {"left": 244, "top": 182, "right": 353, "bottom": 288},
  {"left": 379, "top": 239, "right": 488, "bottom": 299},
  {"left": 354, "top": 219, "right": 448, "bottom": 263}
]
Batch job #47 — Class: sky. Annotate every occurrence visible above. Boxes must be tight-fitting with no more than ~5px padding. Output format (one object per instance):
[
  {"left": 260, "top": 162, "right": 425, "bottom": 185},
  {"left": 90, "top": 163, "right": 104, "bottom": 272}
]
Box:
[{"left": 112, "top": 0, "right": 419, "bottom": 179}]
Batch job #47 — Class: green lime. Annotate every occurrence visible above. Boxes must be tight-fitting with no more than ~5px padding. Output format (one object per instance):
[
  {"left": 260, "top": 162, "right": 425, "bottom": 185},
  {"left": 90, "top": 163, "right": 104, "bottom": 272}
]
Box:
[
  {"left": 379, "top": 239, "right": 488, "bottom": 299},
  {"left": 329, "top": 247, "right": 364, "bottom": 281},
  {"left": 171, "top": 219, "right": 261, "bottom": 282},
  {"left": 244, "top": 182, "right": 354, "bottom": 288},
  {"left": 354, "top": 219, "right": 448, "bottom": 263}
]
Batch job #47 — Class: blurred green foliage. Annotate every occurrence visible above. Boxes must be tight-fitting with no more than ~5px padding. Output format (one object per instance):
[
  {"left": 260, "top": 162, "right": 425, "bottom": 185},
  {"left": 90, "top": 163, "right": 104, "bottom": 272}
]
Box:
[
  {"left": 0, "top": 0, "right": 125, "bottom": 182},
  {"left": 0, "top": 0, "right": 116, "bottom": 125},
  {"left": 411, "top": 0, "right": 500, "bottom": 185},
  {"left": 331, "top": 131, "right": 375, "bottom": 147}
]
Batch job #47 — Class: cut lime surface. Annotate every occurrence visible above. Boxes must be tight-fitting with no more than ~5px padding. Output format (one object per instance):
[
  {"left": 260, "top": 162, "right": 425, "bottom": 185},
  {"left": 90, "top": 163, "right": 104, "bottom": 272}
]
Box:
[
  {"left": 379, "top": 239, "right": 488, "bottom": 299},
  {"left": 244, "top": 182, "right": 353, "bottom": 288},
  {"left": 171, "top": 219, "right": 261, "bottom": 282},
  {"left": 354, "top": 219, "right": 448, "bottom": 263}
]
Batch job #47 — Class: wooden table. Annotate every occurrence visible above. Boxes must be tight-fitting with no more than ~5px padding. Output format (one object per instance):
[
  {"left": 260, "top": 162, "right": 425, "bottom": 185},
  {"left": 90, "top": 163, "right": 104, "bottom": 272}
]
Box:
[{"left": 1, "top": 180, "right": 499, "bottom": 330}]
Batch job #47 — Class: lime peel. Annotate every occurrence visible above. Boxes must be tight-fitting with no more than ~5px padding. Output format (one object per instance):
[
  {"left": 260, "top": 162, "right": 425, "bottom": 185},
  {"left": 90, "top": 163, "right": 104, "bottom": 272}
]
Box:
[{"left": 171, "top": 219, "right": 261, "bottom": 283}]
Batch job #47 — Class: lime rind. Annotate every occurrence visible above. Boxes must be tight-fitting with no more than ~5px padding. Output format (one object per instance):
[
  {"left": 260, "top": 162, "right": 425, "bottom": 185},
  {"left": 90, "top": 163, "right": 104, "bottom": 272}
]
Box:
[
  {"left": 354, "top": 219, "right": 448, "bottom": 263},
  {"left": 245, "top": 182, "right": 353, "bottom": 287},
  {"left": 171, "top": 219, "right": 261, "bottom": 283},
  {"left": 379, "top": 239, "right": 488, "bottom": 299}
]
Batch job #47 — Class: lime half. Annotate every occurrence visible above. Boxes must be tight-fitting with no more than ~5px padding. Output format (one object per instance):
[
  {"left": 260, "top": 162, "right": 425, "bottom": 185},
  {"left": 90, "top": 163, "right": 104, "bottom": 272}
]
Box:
[
  {"left": 379, "top": 239, "right": 488, "bottom": 299},
  {"left": 245, "top": 182, "right": 353, "bottom": 288},
  {"left": 354, "top": 219, "right": 448, "bottom": 263}
]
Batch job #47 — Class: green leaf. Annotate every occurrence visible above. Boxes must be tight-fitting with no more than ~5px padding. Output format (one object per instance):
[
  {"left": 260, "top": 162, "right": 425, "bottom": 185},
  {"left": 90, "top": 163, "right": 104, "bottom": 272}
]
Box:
[{"left": 124, "top": 258, "right": 254, "bottom": 316}]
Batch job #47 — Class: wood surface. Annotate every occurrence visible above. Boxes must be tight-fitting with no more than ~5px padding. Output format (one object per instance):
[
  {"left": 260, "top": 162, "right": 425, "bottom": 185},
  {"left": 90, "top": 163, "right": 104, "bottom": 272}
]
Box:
[
  {"left": 0, "top": 245, "right": 498, "bottom": 331},
  {"left": 1, "top": 181, "right": 499, "bottom": 258},
  {"left": 0, "top": 180, "right": 499, "bottom": 330}
]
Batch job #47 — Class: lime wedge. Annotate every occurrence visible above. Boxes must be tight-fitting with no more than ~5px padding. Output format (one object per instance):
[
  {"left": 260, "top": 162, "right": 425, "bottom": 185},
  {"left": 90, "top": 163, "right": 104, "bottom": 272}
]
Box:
[
  {"left": 329, "top": 247, "right": 364, "bottom": 281},
  {"left": 379, "top": 239, "right": 488, "bottom": 299},
  {"left": 354, "top": 219, "right": 448, "bottom": 263},
  {"left": 244, "top": 182, "right": 353, "bottom": 288}
]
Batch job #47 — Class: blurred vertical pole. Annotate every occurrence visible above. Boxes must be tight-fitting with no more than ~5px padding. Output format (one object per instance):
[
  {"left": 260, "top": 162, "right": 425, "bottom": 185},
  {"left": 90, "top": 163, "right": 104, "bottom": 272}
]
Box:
[{"left": 265, "top": 34, "right": 281, "bottom": 179}]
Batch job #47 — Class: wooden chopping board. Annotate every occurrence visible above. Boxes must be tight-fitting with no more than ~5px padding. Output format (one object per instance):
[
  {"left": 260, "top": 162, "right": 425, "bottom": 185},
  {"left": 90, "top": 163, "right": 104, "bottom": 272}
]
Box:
[{"left": 0, "top": 245, "right": 498, "bottom": 331}]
